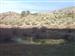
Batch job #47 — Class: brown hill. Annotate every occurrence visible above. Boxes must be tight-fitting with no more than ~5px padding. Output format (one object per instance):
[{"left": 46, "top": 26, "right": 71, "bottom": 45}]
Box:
[
  {"left": 0, "top": 11, "right": 20, "bottom": 20},
  {"left": 0, "top": 6, "right": 75, "bottom": 29}
]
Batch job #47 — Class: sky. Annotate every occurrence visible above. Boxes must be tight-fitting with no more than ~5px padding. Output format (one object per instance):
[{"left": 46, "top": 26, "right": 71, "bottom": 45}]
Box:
[{"left": 0, "top": 0, "right": 75, "bottom": 13}]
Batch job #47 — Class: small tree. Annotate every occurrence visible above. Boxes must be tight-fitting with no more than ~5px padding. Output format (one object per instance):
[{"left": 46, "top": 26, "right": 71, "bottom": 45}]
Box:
[
  {"left": 21, "top": 11, "right": 30, "bottom": 18},
  {"left": 21, "top": 11, "right": 26, "bottom": 17},
  {"left": 26, "top": 11, "right": 30, "bottom": 15}
]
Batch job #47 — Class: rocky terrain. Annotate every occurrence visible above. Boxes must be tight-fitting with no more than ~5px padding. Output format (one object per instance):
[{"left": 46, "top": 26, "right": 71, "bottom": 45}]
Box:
[
  {"left": 0, "top": 6, "right": 75, "bottom": 28},
  {"left": 0, "top": 6, "right": 75, "bottom": 42},
  {"left": 0, "top": 6, "right": 75, "bottom": 56}
]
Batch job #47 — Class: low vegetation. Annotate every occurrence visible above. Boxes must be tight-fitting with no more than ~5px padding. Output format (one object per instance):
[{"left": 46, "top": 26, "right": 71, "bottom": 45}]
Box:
[
  {"left": 13, "top": 37, "right": 66, "bottom": 45},
  {"left": 0, "top": 6, "right": 75, "bottom": 28},
  {"left": 33, "top": 39, "right": 65, "bottom": 45}
]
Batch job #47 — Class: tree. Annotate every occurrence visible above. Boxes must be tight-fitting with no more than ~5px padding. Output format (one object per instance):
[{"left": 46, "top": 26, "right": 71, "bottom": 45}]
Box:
[
  {"left": 21, "top": 11, "right": 26, "bottom": 17},
  {"left": 26, "top": 11, "right": 30, "bottom": 15},
  {"left": 21, "top": 11, "right": 30, "bottom": 18}
]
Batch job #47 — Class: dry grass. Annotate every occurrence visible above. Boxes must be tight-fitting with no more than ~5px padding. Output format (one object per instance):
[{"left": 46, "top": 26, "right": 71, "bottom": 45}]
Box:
[{"left": 0, "top": 6, "right": 75, "bottom": 28}]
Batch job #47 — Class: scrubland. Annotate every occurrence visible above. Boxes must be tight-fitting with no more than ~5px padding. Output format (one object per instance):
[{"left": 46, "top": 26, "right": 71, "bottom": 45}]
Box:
[{"left": 0, "top": 6, "right": 75, "bottom": 56}]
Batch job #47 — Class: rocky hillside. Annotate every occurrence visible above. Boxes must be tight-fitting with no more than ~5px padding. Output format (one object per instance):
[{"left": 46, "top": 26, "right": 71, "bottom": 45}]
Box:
[
  {"left": 0, "top": 6, "right": 75, "bottom": 43},
  {"left": 0, "top": 6, "right": 75, "bottom": 28}
]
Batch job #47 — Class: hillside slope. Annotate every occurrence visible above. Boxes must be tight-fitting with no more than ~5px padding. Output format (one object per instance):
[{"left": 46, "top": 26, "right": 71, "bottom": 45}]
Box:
[{"left": 0, "top": 6, "right": 75, "bottom": 28}]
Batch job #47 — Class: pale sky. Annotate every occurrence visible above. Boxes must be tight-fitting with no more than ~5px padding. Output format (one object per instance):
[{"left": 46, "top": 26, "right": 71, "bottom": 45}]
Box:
[{"left": 0, "top": 0, "right": 75, "bottom": 13}]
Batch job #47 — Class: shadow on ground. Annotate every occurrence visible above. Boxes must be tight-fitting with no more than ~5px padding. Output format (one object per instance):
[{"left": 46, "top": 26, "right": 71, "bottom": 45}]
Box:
[
  {"left": 0, "top": 27, "right": 75, "bottom": 56},
  {"left": 0, "top": 27, "right": 75, "bottom": 43}
]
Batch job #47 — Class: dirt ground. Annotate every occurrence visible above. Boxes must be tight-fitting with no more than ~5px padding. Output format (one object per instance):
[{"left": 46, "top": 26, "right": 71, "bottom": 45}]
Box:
[{"left": 0, "top": 43, "right": 75, "bottom": 56}]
